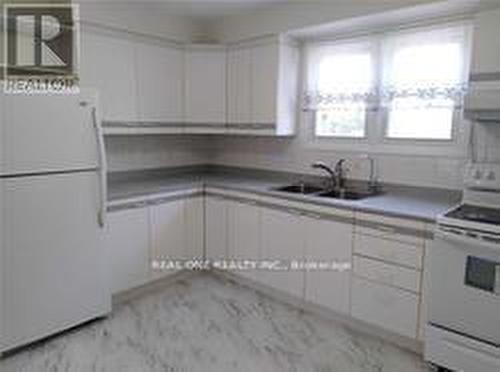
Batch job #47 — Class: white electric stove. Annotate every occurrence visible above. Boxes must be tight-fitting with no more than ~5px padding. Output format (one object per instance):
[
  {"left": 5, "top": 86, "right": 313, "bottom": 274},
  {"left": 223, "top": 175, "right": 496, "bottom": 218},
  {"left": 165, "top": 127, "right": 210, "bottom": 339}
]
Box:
[{"left": 425, "top": 162, "right": 500, "bottom": 372}]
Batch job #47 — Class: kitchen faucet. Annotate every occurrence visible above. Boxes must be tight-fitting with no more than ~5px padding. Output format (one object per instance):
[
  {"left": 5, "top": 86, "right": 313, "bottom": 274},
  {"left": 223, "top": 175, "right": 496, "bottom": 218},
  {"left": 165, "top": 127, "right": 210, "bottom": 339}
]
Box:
[
  {"left": 311, "top": 161, "right": 337, "bottom": 190},
  {"left": 334, "top": 159, "right": 347, "bottom": 189},
  {"left": 311, "top": 159, "right": 347, "bottom": 191}
]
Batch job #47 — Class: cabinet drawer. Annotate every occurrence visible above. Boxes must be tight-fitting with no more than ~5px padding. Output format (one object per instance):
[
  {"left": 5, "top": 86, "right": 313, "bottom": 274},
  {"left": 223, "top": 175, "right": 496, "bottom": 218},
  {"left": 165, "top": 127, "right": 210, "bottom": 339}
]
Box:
[
  {"left": 354, "top": 234, "right": 423, "bottom": 269},
  {"left": 355, "top": 212, "right": 426, "bottom": 246},
  {"left": 353, "top": 255, "right": 421, "bottom": 293},
  {"left": 351, "top": 277, "right": 419, "bottom": 339}
]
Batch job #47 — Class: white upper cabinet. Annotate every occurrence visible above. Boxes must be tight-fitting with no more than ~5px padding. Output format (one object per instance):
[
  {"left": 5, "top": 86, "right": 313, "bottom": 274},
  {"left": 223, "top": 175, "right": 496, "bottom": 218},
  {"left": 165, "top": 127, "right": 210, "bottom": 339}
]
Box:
[
  {"left": 80, "top": 28, "right": 139, "bottom": 123},
  {"left": 226, "top": 37, "right": 300, "bottom": 136},
  {"left": 471, "top": 9, "right": 500, "bottom": 74},
  {"left": 251, "top": 42, "right": 279, "bottom": 126},
  {"left": 184, "top": 45, "right": 227, "bottom": 133},
  {"left": 227, "top": 47, "right": 252, "bottom": 127},
  {"left": 135, "top": 40, "right": 184, "bottom": 127}
]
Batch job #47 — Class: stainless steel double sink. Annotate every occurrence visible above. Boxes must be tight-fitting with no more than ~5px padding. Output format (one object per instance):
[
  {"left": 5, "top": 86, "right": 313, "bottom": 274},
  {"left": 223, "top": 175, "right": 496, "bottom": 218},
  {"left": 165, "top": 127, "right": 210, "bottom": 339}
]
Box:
[{"left": 272, "top": 183, "right": 382, "bottom": 201}]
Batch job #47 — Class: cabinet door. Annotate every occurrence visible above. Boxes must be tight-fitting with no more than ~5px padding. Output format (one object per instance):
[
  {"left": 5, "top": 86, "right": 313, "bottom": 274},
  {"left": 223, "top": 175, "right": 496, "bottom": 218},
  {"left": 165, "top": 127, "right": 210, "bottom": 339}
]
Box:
[
  {"left": 80, "top": 29, "right": 138, "bottom": 123},
  {"left": 184, "top": 48, "right": 226, "bottom": 130},
  {"left": 135, "top": 41, "right": 184, "bottom": 125},
  {"left": 260, "top": 207, "right": 305, "bottom": 298},
  {"left": 304, "top": 216, "right": 352, "bottom": 314},
  {"left": 227, "top": 47, "right": 252, "bottom": 126},
  {"left": 251, "top": 43, "right": 278, "bottom": 124},
  {"left": 185, "top": 196, "right": 204, "bottom": 260},
  {"left": 205, "top": 196, "right": 228, "bottom": 261},
  {"left": 149, "top": 200, "right": 185, "bottom": 278},
  {"left": 471, "top": 9, "right": 500, "bottom": 74},
  {"left": 227, "top": 200, "right": 260, "bottom": 280},
  {"left": 105, "top": 208, "right": 150, "bottom": 294},
  {"left": 351, "top": 277, "right": 419, "bottom": 339}
]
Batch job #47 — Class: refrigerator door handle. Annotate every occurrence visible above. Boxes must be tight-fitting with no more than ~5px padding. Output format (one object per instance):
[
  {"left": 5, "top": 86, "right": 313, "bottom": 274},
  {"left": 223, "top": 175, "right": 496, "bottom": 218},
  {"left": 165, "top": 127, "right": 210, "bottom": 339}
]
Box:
[{"left": 91, "top": 106, "right": 107, "bottom": 228}]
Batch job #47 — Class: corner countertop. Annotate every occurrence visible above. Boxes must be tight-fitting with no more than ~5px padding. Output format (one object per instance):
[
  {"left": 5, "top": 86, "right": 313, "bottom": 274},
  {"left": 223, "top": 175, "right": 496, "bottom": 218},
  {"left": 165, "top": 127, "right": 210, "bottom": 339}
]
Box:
[{"left": 108, "top": 165, "right": 461, "bottom": 223}]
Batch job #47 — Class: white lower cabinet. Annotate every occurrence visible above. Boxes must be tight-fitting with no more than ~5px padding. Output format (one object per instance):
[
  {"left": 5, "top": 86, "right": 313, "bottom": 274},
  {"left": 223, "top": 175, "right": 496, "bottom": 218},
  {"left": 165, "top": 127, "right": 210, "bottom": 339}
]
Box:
[
  {"left": 351, "top": 276, "right": 420, "bottom": 339},
  {"left": 106, "top": 190, "right": 430, "bottom": 342},
  {"left": 227, "top": 200, "right": 261, "bottom": 280},
  {"left": 105, "top": 207, "right": 150, "bottom": 295},
  {"left": 150, "top": 199, "right": 186, "bottom": 278},
  {"left": 185, "top": 196, "right": 204, "bottom": 261},
  {"left": 260, "top": 207, "right": 305, "bottom": 298},
  {"left": 304, "top": 215, "right": 353, "bottom": 315},
  {"left": 106, "top": 195, "right": 204, "bottom": 293},
  {"left": 205, "top": 196, "right": 228, "bottom": 261}
]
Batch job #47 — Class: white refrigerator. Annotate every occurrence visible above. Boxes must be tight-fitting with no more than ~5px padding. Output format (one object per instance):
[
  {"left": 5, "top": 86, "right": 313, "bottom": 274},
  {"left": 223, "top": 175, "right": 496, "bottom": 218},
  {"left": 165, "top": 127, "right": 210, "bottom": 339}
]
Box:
[{"left": 0, "top": 90, "right": 111, "bottom": 353}]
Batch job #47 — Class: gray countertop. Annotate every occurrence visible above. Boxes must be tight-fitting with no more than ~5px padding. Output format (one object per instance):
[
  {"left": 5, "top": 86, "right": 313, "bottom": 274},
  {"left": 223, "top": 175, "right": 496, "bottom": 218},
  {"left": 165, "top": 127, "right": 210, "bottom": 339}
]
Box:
[{"left": 108, "top": 165, "right": 461, "bottom": 223}]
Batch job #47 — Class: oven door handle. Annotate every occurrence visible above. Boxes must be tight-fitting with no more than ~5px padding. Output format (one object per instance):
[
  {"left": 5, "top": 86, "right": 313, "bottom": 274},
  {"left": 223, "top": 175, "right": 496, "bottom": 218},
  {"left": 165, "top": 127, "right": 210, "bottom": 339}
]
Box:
[{"left": 436, "top": 228, "right": 500, "bottom": 252}]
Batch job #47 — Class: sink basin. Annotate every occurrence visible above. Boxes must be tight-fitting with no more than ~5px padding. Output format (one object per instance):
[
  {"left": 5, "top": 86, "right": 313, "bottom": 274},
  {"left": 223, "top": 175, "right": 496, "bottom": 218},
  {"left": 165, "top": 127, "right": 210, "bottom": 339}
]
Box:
[
  {"left": 273, "top": 184, "right": 325, "bottom": 195},
  {"left": 273, "top": 183, "right": 382, "bottom": 200},
  {"left": 317, "top": 189, "right": 380, "bottom": 200}
]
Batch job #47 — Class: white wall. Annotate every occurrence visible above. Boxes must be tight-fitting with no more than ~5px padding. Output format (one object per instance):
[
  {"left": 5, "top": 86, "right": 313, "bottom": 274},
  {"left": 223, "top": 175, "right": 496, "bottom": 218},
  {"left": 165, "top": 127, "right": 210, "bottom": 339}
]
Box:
[
  {"left": 78, "top": 2, "right": 203, "bottom": 43},
  {"left": 209, "top": 0, "right": 443, "bottom": 43}
]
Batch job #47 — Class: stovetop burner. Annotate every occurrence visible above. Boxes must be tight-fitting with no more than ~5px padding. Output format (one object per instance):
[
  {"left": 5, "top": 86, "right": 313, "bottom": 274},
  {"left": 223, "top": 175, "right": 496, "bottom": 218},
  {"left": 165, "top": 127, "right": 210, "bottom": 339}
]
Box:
[{"left": 445, "top": 205, "right": 500, "bottom": 226}]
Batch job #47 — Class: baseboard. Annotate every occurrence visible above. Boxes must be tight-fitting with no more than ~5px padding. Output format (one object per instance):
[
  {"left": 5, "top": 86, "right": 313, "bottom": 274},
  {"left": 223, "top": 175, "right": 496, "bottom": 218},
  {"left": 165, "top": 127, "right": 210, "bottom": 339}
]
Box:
[{"left": 112, "top": 270, "right": 198, "bottom": 306}]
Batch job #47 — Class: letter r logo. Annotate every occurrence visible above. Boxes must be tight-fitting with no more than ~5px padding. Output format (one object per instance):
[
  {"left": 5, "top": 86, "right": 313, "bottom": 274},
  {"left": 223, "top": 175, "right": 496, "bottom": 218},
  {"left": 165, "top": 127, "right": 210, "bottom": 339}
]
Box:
[{"left": 4, "top": 4, "right": 76, "bottom": 77}]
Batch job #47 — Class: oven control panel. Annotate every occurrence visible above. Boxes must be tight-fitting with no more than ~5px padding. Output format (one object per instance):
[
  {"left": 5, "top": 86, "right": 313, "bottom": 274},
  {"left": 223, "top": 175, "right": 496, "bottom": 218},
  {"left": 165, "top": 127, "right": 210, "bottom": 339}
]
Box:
[{"left": 464, "top": 162, "right": 500, "bottom": 191}]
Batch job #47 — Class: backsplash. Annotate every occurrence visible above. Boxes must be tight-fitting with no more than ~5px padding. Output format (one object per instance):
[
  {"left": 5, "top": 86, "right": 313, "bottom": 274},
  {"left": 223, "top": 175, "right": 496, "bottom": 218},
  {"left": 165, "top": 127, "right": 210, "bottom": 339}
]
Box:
[
  {"left": 210, "top": 136, "right": 467, "bottom": 190},
  {"left": 105, "top": 135, "right": 214, "bottom": 172},
  {"left": 105, "top": 124, "right": 500, "bottom": 190}
]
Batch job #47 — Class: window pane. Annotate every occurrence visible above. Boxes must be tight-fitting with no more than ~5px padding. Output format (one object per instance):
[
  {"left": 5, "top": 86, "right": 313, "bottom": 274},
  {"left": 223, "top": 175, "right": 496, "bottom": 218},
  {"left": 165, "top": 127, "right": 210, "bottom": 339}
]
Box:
[
  {"left": 389, "top": 43, "right": 461, "bottom": 86},
  {"left": 318, "top": 53, "right": 372, "bottom": 93},
  {"left": 385, "top": 42, "right": 461, "bottom": 140},
  {"left": 387, "top": 99, "right": 454, "bottom": 140},
  {"left": 315, "top": 108, "right": 365, "bottom": 138},
  {"left": 314, "top": 50, "right": 372, "bottom": 138}
]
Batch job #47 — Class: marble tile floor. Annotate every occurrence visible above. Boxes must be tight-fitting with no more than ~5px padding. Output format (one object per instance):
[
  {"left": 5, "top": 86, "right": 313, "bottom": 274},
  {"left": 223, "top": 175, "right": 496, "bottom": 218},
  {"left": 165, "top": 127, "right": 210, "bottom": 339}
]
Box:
[{"left": 0, "top": 272, "right": 431, "bottom": 372}]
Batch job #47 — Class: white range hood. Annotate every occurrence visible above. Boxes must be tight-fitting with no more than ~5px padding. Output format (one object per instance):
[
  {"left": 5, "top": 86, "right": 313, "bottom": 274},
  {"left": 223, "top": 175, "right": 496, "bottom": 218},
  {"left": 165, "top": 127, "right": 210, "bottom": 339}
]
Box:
[{"left": 464, "top": 73, "right": 500, "bottom": 123}]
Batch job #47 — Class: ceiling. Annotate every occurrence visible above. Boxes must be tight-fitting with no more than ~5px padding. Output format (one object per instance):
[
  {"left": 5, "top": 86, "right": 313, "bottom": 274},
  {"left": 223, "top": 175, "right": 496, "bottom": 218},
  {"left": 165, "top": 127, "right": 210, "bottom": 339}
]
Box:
[{"left": 78, "top": 0, "right": 295, "bottom": 19}]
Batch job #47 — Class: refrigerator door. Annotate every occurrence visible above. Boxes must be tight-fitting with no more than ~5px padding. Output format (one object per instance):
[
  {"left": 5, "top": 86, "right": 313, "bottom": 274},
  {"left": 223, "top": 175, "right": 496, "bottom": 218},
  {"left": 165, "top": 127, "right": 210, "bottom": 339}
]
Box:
[
  {"left": 0, "top": 90, "right": 99, "bottom": 176},
  {"left": 0, "top": 172, "right": 111, "bottom": 352}
]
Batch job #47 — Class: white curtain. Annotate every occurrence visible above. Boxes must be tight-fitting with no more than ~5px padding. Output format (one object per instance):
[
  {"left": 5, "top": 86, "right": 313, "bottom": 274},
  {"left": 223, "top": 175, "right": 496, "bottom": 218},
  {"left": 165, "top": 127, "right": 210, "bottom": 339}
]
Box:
[
  {"left": 380, "top": 24, "right": 471, "bottom": 110},
  {"left": 303, "top": 22, "right": 472, "bottom": 112},
  {"left": 303, "top": 39, "right": 378, "bottom": 111}
]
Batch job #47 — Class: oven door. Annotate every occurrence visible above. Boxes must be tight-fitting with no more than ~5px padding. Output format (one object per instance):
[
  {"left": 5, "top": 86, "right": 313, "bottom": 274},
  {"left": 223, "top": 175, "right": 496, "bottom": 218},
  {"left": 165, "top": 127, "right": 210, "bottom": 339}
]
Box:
[{"left": 426, "top": 227, "right": 500, "bottom": 347}]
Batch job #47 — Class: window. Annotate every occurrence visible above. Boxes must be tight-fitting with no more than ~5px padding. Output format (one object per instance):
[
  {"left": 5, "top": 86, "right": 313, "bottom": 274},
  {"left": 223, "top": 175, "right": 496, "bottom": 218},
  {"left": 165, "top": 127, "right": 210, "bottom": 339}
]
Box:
[
  {"left": 304, "top": 23, "right": 471, "bottom": 146},
  {"left": 306, "top": 42, "right": 375, "bottom": 138},
  {"left": 382, "top": 27, "right": 470, "bottom": 140}
]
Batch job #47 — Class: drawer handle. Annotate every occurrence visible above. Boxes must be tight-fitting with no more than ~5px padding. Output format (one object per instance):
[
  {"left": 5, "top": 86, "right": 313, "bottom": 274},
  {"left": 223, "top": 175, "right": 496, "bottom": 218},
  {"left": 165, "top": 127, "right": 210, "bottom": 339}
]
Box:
[{"left": 373, "top": 225, "right": 397, "bottom": 234}]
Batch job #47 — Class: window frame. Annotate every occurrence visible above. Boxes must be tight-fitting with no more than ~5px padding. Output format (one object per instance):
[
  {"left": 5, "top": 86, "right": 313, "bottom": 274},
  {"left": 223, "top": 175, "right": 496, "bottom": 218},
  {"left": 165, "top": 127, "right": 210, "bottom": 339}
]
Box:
[{"left": 304, "top": 21, "right": 472, "bottom": 157}]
